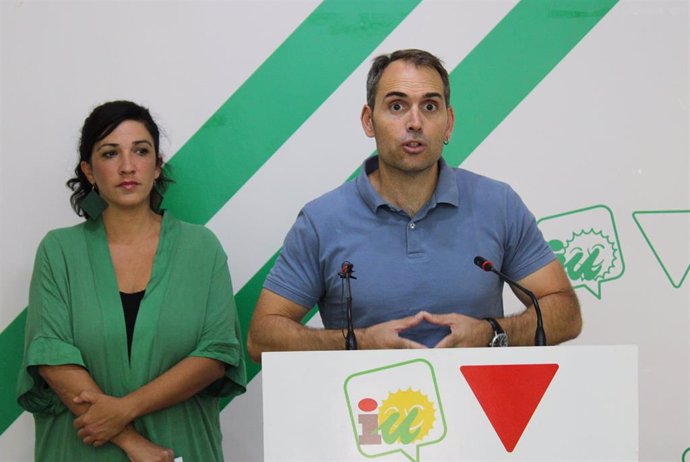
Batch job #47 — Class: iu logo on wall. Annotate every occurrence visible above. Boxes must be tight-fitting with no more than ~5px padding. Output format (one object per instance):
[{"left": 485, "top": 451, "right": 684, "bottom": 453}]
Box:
[{"left": 538, "top": 205, "right": 625, "bottom": 299}]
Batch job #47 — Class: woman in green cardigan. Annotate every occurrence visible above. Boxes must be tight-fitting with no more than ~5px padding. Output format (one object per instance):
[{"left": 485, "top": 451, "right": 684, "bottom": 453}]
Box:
[{"left": 17, "top": 101, "right": 246, "bottom": 461}]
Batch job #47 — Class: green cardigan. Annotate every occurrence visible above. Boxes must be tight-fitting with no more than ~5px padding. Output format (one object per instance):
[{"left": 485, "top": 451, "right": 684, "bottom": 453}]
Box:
[{"left": 17, "top": 212, "right": 246, "bottom": 461}]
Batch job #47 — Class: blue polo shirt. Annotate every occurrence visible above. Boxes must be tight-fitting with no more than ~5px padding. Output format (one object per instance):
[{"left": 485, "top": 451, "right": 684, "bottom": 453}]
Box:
[{"left": 264, "top": 156, "right": 555, "bottom": 347}]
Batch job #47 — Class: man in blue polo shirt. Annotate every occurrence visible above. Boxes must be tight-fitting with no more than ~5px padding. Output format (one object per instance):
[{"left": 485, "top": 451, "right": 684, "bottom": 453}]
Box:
[{"left": 247, "top": 49, "right": 581, "bottom": 360}]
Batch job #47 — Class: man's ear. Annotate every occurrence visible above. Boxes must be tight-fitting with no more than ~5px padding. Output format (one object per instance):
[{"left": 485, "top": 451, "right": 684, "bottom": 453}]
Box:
[
  {"left": 444, "top": 105, "right": 456, "bottom": 142},
  {"left": 361, "top": 105, "right": 375, "bottom": 138}
]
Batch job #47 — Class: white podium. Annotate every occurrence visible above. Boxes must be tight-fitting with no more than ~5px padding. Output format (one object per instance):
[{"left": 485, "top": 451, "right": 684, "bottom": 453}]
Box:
[{"left": 262, "top": 346, "right": 637, "bottom": 462}]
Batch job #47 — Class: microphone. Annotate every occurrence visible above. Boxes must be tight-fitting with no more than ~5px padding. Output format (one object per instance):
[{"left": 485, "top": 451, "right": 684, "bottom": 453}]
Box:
[
  {"left": 473, "top": 256, "right": 546, "bottom": 346},
  {"left": 338, "top": 261, "right": 357, "bottom": 350}
]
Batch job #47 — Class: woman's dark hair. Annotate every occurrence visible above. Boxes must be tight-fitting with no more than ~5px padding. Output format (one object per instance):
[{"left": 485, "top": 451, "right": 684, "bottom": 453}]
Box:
[{"left": 67, "top": 100, "right": 173, "bottom": 218}]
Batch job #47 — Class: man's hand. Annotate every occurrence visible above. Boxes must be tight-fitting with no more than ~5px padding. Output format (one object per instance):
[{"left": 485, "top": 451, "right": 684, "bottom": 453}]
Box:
[
  {"left": 249, "top": 289, "right": 431, "bottom": 359},
  {"left": 419, "top": 311, "right": 492, "bottom": 348},
  {"left": 357, "top": 312, "right": 428, "bottom": 349},
  {"left": 73, "top": 391, "right": 135, "bottom": 446}
]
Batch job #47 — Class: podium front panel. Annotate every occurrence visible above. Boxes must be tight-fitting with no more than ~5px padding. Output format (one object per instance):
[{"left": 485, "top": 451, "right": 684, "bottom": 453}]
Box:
[{"left": 262, "top": 346, "right": 637, "bottom": 462}]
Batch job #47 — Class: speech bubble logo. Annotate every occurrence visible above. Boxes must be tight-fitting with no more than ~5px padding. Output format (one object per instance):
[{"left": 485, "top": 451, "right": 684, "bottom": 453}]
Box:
[
  {"left": 538, "top": 205, "right": 625, "bottom": 299},
  {"left": 344, "top": 359, "right": 446, "bottom": 462}
]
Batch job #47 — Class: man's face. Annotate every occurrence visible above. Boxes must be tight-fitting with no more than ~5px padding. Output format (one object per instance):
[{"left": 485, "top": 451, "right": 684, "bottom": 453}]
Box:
[{"left": 361, "top": 60, "right": 454, "bottom": 176}]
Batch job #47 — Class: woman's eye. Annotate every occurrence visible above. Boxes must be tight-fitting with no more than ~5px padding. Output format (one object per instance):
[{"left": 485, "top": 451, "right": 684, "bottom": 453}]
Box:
[
  {"left": 102, "top": 151, "right": 117, "bottom": 159},
  {"left": 136, "top": 148, "right": 150, "bottom": 156}
]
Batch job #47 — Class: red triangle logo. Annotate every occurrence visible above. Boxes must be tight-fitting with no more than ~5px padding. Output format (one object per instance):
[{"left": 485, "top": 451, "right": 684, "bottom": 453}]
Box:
[{"left": 460, "top": 363, "right": 559, "bottom": 452}]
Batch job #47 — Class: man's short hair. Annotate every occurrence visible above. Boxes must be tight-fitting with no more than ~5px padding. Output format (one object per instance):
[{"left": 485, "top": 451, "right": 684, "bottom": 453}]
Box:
[{"left": 366, "top": 49, "right": 451, "bottom": 110}]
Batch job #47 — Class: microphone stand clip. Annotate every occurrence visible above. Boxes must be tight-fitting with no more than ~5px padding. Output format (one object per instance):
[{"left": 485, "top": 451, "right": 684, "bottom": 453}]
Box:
[{"left": 338, "top": 261, "right": 358, "bottom": 350}]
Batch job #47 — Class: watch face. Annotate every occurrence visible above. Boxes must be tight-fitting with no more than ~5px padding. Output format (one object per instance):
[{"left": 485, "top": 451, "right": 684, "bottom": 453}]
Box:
[{"left": 491, "top": 333, "right": 509, "bottom": 347}]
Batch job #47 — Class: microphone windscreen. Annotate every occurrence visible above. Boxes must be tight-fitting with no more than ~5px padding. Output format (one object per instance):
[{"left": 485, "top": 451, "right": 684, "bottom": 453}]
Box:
[{"left": 474, "top": 256, "right": 493, "bottom": 271}]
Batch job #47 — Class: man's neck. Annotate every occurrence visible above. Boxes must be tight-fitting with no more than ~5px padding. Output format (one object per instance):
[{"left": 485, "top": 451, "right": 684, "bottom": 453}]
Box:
[{"left": 369, "top": 162, "right": 439, "bottom": 217}]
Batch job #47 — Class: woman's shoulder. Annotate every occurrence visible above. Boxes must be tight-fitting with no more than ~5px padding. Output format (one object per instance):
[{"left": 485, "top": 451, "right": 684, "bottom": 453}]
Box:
[
  {"left": 29, "top": 223, "right": 92, "bottom": 268},
  {"left": 40, "top": 221, "right": 90, "bottom": 248},
  {"left": 166, "top": 214, "right": 222, "bottom": 248}
]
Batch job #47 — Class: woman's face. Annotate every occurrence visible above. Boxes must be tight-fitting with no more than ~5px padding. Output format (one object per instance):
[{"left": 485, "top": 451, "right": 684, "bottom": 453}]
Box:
[{"left": 81, "top": 120, "right": 161, "bottom": 214}]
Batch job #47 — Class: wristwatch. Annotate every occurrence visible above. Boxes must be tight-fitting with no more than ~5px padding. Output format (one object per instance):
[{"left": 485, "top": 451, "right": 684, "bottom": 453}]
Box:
[{"left": 485, "top": 318, "right": 508, "bottom": 347}]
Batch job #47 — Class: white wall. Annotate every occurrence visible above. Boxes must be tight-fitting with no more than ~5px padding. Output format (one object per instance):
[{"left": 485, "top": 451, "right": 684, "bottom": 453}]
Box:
[{"left": 1, "top": 1, "right": 687, "bottom": 461}]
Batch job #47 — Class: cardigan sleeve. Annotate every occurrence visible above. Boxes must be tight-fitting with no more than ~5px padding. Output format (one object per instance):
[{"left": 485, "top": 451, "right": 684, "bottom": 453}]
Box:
[
  {"left": 188, "top": 238, "right": 247, "bottom": 399},
  {"left": 17, "top": 233, "right": 86, "bottom": 415}
]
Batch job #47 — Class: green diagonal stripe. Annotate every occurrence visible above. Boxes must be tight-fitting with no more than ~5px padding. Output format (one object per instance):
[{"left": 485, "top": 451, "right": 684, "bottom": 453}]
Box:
[
  {"left": 163, "top": 0, "right": 422, "bottom": 224},
  {"left": 220, "top": 252, "right": 316, "bottom": 409},
  {"left": 0, "top": 311, "right": 26, "bottom": 431},
  {"left": 234, "top": 254, "right": 279, "bottom": 383},
  {"left": 444, "top": 0, "right": 618, "bottom": 166}
]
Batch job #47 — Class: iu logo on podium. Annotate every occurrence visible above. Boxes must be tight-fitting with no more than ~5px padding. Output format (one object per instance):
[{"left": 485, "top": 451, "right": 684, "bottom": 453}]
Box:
[
  {"left": 344, "top": 359, "right": 559, "bottom": 461},
  {"left": 344, "top": 359, "right": 447, "bottom": 462}
]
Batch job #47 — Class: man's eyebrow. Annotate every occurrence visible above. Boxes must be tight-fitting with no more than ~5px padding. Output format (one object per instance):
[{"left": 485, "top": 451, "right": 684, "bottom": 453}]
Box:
[
  {"left": 383, "top": 91, "right": 408, "bottom": 99},
  {"left": 383, "top": 91, "right": 443, "bottom": 100}
]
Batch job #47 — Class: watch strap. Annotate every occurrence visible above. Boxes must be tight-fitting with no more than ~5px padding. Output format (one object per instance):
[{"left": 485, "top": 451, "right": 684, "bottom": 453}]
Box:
[
  {"left": 484, "top": 317, "right": 504, "bottom": 335},
  {"left": 484, "top": 317, "right": 508, "bottom": 347}
]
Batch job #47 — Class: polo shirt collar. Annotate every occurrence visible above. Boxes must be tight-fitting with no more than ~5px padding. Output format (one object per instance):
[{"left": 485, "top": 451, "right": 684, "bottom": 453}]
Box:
[
  {"left": 434, "top": 157, "right": 460, "bottom": 207},
  {"left": 355, "top": 155, "right": 460, "bottom": 213}
]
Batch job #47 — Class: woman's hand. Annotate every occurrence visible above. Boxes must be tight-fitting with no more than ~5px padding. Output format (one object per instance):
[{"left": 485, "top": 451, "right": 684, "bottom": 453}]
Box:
[
  {"left": 73, "top": 391, "right": 136, "bottom": 445},
  {"left": 126, "top": 440, "right": 175, "bottom": 462},
  {"left": 117, "top": 429, "right": 175, "bottom": 462}
]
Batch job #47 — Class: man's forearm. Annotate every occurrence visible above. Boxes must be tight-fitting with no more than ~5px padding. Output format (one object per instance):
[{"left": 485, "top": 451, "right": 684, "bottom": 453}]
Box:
[
  {"left": 248, "top": 315, "right": 351, "bottom": 362},
  {"left": 500, "top": 288, "right": 582, "bottom": 346},
  {"left": 248, "top": 307, "right": 429, "bottom": 361}
]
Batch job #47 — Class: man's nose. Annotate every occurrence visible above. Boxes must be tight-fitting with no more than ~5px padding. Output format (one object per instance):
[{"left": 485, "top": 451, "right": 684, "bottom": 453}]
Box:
[{"left": 406, "top": 107, "right": 422, "bottom": 132}]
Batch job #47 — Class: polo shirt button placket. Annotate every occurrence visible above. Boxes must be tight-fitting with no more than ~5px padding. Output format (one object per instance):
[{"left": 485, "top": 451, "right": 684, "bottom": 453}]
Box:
[{"left": 406, "top": 220, "right": 423, "bottom": 257}]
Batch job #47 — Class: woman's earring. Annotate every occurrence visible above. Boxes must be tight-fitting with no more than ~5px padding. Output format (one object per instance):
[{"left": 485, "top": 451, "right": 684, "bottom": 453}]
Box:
[
  {"left": 443, "top": 138, "right": 450, "bottom": 146},
  {"left": 79, "top": 184, "right": 107, "bottom": 219},
  {"left": 150, "top": 181, "right": 164, "bottom": 214}
]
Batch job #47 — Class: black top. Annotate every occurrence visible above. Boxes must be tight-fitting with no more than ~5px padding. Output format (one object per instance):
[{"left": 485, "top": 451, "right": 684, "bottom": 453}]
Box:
[{"left": 120, "top": 290, "right": 145, "bottom": 360}]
